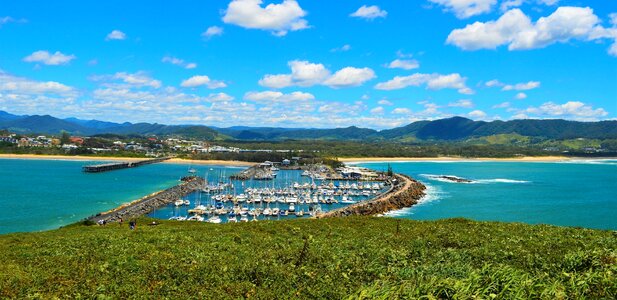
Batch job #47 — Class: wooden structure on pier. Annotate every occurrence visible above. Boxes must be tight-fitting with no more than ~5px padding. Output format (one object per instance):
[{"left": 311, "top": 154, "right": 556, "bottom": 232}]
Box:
[{"left": 82, "top": 157, "right": 171, "bottom": 173}]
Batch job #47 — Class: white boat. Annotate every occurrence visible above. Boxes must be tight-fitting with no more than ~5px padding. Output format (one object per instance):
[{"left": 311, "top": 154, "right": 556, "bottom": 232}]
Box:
[
  {"left": 301, "top": 170, "right": 311, "bottom": 176},
  {"left": 240, "top": 215, "right": 249, "bottom": 222},
  {"left": 207, "top": 216, "right": 222, "bottom": 224},
  {"left": 288, "top": 203, "right": 296, "bottom": 212},
  {"left": 183, "top": 199, "right": 190, "bottom": 206},
  {"left": 228, "top": 216, "right": 238, "bottom": 223},
  {"left": 187, "top": 215, "right": 204, "bottom": 221},
  {"left": 295, "top": 210, "right": 304, "bottom": 217},
  {"left": 263, "top": 207, "right": 272, "bottom": 216},
  {"left": 174, "top": 199, "right": 184, "bottom": 206}
]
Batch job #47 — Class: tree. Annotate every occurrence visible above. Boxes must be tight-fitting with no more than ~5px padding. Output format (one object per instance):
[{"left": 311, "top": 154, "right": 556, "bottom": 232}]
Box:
[{"left": 60, "top": 131, "right": 71, "bottom": 145}]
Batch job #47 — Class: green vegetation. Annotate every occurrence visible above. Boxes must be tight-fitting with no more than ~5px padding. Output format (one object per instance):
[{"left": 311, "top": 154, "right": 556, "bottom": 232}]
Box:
[{"left": 1, "top": 217, "right": 615, "bottom": 299}]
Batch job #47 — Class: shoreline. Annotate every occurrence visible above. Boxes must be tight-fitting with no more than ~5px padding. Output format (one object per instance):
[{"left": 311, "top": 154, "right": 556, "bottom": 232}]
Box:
[
  {"left": 0, "top": 154, "right": 255, "bottom": 167},
  {"left": 339, "top": 156, "right": 583, "bottom": 163}
]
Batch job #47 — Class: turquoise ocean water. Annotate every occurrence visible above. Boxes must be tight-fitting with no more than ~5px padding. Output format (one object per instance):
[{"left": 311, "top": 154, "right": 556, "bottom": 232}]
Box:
[
  {"left": 357, "top": 160, "right": 617, "bottom": 230},
  {"left": 0, "top": 158, "right": 616, "bottom": 234}
]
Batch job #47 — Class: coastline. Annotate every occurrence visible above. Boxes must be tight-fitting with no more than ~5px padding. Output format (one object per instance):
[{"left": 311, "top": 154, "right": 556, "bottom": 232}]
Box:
[
  {"left": 0, "top": 154, "right": 255, "bottom": 167},
  {"left": 338, "top": 156, "right": 574, "bottom": 163}
]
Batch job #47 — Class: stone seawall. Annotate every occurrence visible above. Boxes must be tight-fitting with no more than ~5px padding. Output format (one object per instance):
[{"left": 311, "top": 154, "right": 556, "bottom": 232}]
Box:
[
  {"left": 316, "top": 174, "right": 426, "bottom": 218},
  {"left": 88, "top": 177, "right": 204, "bottom": 223}
]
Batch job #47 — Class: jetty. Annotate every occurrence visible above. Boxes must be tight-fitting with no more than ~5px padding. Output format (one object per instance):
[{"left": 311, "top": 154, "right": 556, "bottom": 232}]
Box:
[
  {"left": 82, "top": 157, "right": 171, "bottom": 173},
  {"left": 87, "top": 176, "right": 204, "bottom": 224},
  {"left": 315, "top": 174, "right": 426, "bottom": 218}
]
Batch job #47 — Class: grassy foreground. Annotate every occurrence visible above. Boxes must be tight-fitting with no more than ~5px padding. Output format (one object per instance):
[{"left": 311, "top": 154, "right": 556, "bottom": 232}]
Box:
[{"left": 1, "top": 217, "right": 615, "bottom": 299}]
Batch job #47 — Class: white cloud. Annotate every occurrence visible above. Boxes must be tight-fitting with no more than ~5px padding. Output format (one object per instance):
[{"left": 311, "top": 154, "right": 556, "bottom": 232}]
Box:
[
  {"left": 259, "top": 60, "right": 375, "bottom": 89},
  {"left": 206, "top": 92, "right": 234, "bottom": 102},
  {"left": 485, "top": 79, "right": 504, "bottom": 87},
  {"left": 181, "top": 75, "right": 227, "bottom": 89},
  {"left": 392, "top": 107, "right": 412, "bottom": 115},
  {"left": 105, "top": 30, "right": 126, "bottom": 41},
  {"left": 378, "top": 99, "right": 393, "bottom": 105},
  {"left": 375, "top": 72, "right": 473, "bottom": 94},
  {"left": 331, "top": 44, "right": 351, "bottom": 52},
  {"left": 468, "top": 109, "right": 487, "bottom": 118},
  {"left": 501, "top": 0, "right": 560, "bottom": 11},
  {"left": 0, "top": 16, "right": 27, "bottom": 27},
  {"left": 350, "top": 5, "right": 387, "bottom": 20},
  {"left": 493, "top": 101, "right": 511, "bottom": 108},
  {"left": 23, "top": 50, "right": 76, "bottom": 66},
  {"left": 370, "top": 106, "right": 385, "bottom": 114},
  {"left": 202, "top": 26, "right": 224, "bottom": 38},
  {"left": 447, "top": 7, "right": 617, "bottom": 56},
  {"left": 162, "top": 56, "right": 197, "bottom": 69},
  {"left": 520, "top": 101, "right": 608, "bottom": 120},
  {"left": 0, "top": 72, "right": 76, "bottom": 96},
  {"left": 502, "top": 81, "right": 540, "bottom": 91},
  {"left": 386, "top": 59, "right": 420, "bottom": 70},
  {"left": 222, "top": 0, "right": 309, "bottom": 36},
  {"left": 448, "top": 99, "right": 474, "bottom": 108},
  {"left": 244, "top": 91, "right": 314, "bottom": 103},
  {"left": 515, "top": 92, "right": 527, "bottom": 99},
  {"left": 322, "top": 67, "right": 376, "bottom": 88},
  {"left": 429, "top": 0, "right": 497, "bottom": 19}
]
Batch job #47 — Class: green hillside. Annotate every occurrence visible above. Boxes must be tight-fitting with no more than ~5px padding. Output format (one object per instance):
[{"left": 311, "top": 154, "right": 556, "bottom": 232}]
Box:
[{"left": 1, "top": 217, "right": 615, "bottom": 299}]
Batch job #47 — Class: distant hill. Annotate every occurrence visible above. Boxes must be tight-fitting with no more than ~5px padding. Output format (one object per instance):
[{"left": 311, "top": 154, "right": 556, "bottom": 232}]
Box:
[{"left": 1, "top": 110, "right": 616, "bottom": 141}]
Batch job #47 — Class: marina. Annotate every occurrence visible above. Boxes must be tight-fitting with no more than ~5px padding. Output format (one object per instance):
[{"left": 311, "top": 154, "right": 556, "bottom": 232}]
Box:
[{"left": 149, "top": 167, "right": 396, "bottom": 223}]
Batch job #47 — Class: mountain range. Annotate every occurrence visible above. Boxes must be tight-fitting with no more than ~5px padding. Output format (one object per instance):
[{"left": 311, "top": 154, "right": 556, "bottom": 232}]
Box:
[{"left": 1, "top": 110, "right": 616, "bottom": 141}]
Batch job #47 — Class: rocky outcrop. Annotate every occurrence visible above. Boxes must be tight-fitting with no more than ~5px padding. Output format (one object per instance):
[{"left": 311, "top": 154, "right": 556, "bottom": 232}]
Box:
[
  {"left": 316, "top": 174, "right": 426, "bottom": 218},
  {"left": 88, "top": 177, "right": 204, "bottom": 223}
]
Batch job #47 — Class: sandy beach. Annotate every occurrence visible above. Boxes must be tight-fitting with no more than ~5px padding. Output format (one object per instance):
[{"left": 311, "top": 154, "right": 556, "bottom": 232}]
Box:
[
  {"left": 0, "top": 154, "right": 255, "bottom": 167},
  {"left": 338, "top": 156, "right": 573, "bottom": 163}
]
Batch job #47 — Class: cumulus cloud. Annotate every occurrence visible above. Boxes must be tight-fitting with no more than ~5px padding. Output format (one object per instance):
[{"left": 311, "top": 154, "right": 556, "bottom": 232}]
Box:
[
  {"left": 392, "top": 107, "right": 412, "bottom": 115},
  {"left": 375, "top": 72, "right": 474, "bottom": 94},
  {"left": 448, "top": 99, "right": 474, "bottom": 108},
  {"left": 493, "top": 101, "right": 511, "bottom": 108},
  {"left": 90, "top": 72, "right": 162, "bottom": 89},
  {"left": 244, "top": 91, "right": 315, "bottom": 103},
  {"left": 370, "top": 106, "right": 385, "bottom": 114},
  {"left": 322, "top": 67, "right": 376, "bottom": 88},
  {"left": 447, "top": 6, "right": 617, "bottom": 56},
  {"left": 501, "top": 0, "right": 560, "bottom": 11},
  {"left": 520, "top": 101, "right": 608, "bottom": 120},
  {"left": 105, "top": 30, "right": 126, "bottom": 41},
  {"left": 180, "top": 75, "right": 227, "bottom": 89},
  {"left": 0, "top": 71, "right": 76, "bottom": 96},
  {"left": 386, "top": 59, "right": 420, "bottom": 70},
  {"left": 503, "top": 81, "right": 540, "bottom": 91},
  {"left": 222, "top": 0, "right": 309, "bottom": 36},
  {"left": 202, "top": 26, "right": 224, "bottom": 38},
  {"left": 23, "top": 50, "right": 76, "bottom": 65},
  {"left": 515, "top": 92, "right": 527, "bottom": 99},
  {"left": 206, "top": 92, "right": 234, "bottom": 102},
  {"left": 259, "top": 60, "right": 375, "bottom": 89},
  {"left": 429, "top": 0, "right": 497, "bottom": 19},
  {"left": 162, "top": 56, "right": 197, "bottom": 69},
  {"left": 378, "top": 99, "right": 393, "bottom": 106},
  {"left": 468, "top": 110, "right": 488, "bottom": 119},
  {"left": 350, "top": 5, "right": 387, "bottom": 20}
]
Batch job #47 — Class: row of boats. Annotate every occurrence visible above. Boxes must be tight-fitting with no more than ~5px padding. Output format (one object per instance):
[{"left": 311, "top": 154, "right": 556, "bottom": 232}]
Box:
[{"left": 165, "top": 169, "right": 387, "bottom": 224}]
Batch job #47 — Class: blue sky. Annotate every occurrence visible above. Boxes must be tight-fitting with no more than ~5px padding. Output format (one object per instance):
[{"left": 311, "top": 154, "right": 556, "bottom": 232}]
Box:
[{"left": 0, "top": 0, "right": 616, "bottom": 129}]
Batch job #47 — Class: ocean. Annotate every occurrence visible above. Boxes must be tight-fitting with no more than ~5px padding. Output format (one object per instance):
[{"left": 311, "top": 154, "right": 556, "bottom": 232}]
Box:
[
  {"left": 356, "top": 160, "right": 617, "bottom": 230},
  {"left": 0, "top": 158, "right": 615, "bottom": 234}
]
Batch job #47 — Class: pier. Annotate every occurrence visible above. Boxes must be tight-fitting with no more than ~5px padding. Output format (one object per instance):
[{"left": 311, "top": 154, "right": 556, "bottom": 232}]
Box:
[
  {"left": 315, "top": 174, "right": 426, "bottom": 218},
  {"left": 87, "top": 176, "right": 204, "bottom": 224},
  {"left": 82, "top": 157, "right": 171, "bottom": 173}
]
